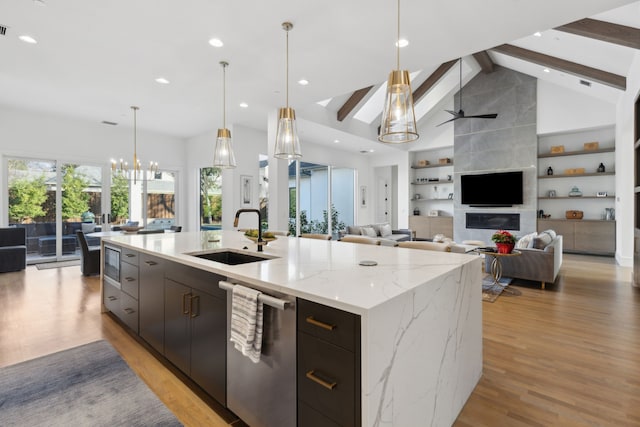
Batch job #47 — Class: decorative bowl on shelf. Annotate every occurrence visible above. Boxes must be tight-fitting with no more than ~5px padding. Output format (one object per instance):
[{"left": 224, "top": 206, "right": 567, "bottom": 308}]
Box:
[{"left": 120, "top": 225, "right": 143, "bottom": 233}]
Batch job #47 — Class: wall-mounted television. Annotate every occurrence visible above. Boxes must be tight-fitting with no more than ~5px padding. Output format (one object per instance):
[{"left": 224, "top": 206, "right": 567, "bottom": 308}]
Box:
[{"left": 461, "top": 171, "right": 523, "bottom": 207}]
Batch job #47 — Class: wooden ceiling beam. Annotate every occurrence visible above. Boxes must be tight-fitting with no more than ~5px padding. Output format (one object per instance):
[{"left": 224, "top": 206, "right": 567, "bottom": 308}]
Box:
[
  {"left": 337, "top": 86, "right": 373, "bottom": 122},
  {"left": 472, "top": 51, "right": 495, "bottom": 73},
  {"left": 555, "top": 18, "right": 640, "bottom": 50},
  {"left": 492, "top": 44, "right": 626, "bottom": 90},
  {"left": 412, "top": 59, "right": 458, "bottom": 103}
]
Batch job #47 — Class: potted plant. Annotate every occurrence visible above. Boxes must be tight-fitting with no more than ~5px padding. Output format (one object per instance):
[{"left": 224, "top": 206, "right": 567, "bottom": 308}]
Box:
[{"left": 491, "top": 230, "right": 516, "bottom": 254}]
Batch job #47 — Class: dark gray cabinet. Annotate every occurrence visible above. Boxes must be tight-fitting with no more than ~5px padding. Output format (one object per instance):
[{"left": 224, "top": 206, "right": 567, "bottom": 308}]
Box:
[
  {"left": 297, "top": 299, "right": 361, "bottom": 427},
  {"left": 102, "top": 245, "right": 139, "bottom": 333},
  {"left": 139, "top": 253, "right": 165, "bottom": 353},
  {"left": 164, "top": 265, "right": 227, "bottom": 405}
]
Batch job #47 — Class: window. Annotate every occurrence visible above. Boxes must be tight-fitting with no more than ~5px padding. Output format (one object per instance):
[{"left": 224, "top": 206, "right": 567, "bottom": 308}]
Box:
[{"left": 200, "top": 167, "right": 222, "bottom": 230}]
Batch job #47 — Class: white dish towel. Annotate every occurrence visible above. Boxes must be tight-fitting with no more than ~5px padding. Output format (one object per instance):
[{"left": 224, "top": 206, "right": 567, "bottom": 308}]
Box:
[{"left": 229, "top": 284, "right": 264, "bottom": 363}]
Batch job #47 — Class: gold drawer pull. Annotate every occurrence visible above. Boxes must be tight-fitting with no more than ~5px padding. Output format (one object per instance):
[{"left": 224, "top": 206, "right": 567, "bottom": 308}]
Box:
[
  {"left": 306, "top": 370, "right": 337, "bottom": 390},
  {"left": 306, "top": 316, "right": 336, "bottom": 331}
]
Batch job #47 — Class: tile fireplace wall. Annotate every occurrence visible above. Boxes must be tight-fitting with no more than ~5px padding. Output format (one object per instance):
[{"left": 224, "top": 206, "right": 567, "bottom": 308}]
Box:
[{"left": 453, "top": 66, "right": 538, "bottom": 244}]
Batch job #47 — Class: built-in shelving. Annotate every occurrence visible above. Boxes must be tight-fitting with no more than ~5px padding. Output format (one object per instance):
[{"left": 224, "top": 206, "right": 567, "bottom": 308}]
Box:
[
  {"left": 539, "top": 172, "right": 614, "bottom": 179},
  {"left": 412, "top": 180, "right": 453, "bottom": 185},
  {"left": 538, "top": 196, "right": 615, "bottom": 200},
  {"left": 411, "top": 198, "right": 452, "bottom": 202},
  {"left": 411, "top": 162, "right": 453, "bottom": 169},
  {"left": 538, "top": 147, "right": 614, "bottom": 158}
]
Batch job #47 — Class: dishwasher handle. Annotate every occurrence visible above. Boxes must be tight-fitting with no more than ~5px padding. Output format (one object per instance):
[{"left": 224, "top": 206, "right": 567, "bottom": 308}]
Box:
[{"left": 219, "top": 281, "right": 290, "bottom": 311}]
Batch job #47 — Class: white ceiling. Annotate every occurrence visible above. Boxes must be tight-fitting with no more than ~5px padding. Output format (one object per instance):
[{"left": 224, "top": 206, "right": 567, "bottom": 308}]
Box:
[{"left": 1, "top": 0, "right": 638, "bottom": 154}]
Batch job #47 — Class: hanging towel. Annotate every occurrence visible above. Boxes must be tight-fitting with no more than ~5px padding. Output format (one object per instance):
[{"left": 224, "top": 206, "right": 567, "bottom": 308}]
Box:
[{"left": 229, "top": 284, "right": 264, "bottom": 363}]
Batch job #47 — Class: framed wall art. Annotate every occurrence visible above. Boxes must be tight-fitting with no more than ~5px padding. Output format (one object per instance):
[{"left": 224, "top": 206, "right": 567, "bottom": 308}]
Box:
[{"left": 241, "top": 175, "right": 252, "bottom": 207}]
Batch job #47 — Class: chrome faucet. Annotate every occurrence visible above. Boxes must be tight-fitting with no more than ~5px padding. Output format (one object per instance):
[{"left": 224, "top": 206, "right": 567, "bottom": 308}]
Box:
[{"left": 233, "top": 209, "right": 264, "bottom": 252}]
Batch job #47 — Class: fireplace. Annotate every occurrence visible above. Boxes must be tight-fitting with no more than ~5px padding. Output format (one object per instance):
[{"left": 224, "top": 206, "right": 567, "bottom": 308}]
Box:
[{"left": 466, "top": 213, "right": 520, "bottom": 231}]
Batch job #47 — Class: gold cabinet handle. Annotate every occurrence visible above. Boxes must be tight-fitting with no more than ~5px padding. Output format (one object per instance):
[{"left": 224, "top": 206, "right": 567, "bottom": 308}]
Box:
[
  {"left": 306, "top": 316, "right": 336, "bottom": 331},
  {"left": 306, "top": 370, "right": 337, "bottom": 390},
  {"left": 190, "top": 295, "right": 200, "bottom": 318},
  {"left": 182, "top": 293, "right": 191, "bottom": 315}
]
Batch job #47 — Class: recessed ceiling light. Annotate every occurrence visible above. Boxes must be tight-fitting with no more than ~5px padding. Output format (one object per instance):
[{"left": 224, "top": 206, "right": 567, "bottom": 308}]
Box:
[
  {"left": 298, "top": 79, "right": 309, "bottom": 86},
  {"left": 369, "top": 149, "right": 375, "bottom": 153},
  {"left": 19, "top": 35, "right": 37, "bottom": 44},
  {"left": 396, "top": 39, "right": 409, "bottom": 47},
  {"left": 155, "top": 77, "right": 170, "bottom": 84},
  {"left": 533, "top": 32, "right": 542, "bottom": 37},
  {"left": 33, "top": 0, "right": 46, "bottom": 5},
  {"left": 208, "top": 38, "right": 224, "bottom": 47},
  {"left": 333, "top": 139, "right": 340, "bottom": 143},
  {"left": 543, "top": 68, "right": 550, "bottom": 73},
  {"left": 239, "top": 102, "right": 248, "bottom": 108}
]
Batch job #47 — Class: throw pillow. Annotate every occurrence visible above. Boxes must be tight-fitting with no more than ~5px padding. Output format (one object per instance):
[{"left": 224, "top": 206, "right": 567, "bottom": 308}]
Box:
[
  {"left": 433, "top": 234, "right": 445, "bottom": 243},
  {"left": 380, "top": 223, "right": 393, "bottom": 237},
  {"left": 361, "top": 226, "right": 377, "bottom": 238},
  {"left": 347, "top": 225, "right": 363, "bottom": 235},
  {"left": 532, "top": 231, "right": 553, "bottom": 250},
  {"left": 542, "top": 229, "right": 557, "bottom": 239},
  {"left": 515, "top": 232, "right": 537, "bottom": 249}
]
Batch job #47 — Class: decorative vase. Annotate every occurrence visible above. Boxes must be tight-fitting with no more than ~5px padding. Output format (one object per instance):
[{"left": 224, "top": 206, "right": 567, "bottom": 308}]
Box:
[{"left": 496, "top": 243, "right": 514, "bottom": 254}]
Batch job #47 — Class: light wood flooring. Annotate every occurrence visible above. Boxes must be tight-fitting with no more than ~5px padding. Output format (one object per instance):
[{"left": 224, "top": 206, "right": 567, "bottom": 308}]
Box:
[{"left": 0, "top": 254, "right": 638, "bottom": 426}]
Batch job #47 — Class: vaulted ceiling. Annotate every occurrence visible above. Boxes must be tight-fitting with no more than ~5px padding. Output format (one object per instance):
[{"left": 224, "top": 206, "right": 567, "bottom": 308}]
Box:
[{"left": 1, "top": 0, "right": 638, "bottom": 155}]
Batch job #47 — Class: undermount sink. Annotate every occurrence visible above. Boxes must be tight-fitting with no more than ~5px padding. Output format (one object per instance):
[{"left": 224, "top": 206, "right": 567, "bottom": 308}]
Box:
[{"left": 188, "top": 250, "right": 275, "bottom": 265}]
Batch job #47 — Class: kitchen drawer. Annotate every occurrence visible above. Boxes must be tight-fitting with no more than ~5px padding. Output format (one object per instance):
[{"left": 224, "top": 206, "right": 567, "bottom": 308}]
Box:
[
  {"left": 119, "top": 291, "right": 139, "bottom": 333},
  {"left": 120, "top": 262, "right": 139, "bottom": 299},
  {"left": 103, "top": 280, "right": 121, "bottom": 314},
  {"left": 121, "top": 247, "right": 139, "bottom": 266},
  {"left": 299, "top": 400, "right": 341, "bottom": 427},
  {"left": 298, "top": 332, "right": 355, "bottom": 426},
  {"left": 298, "top": 299, "right": 358, "bottom": 352},
  {"left": 165, "top": 261, "right": 225, "bottom": 299}
]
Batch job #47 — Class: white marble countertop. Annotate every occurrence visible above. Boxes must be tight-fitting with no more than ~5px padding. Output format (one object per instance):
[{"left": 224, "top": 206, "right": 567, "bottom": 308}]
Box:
[{"left": 104, "top": 230, "right": 478, "bottom": 315}]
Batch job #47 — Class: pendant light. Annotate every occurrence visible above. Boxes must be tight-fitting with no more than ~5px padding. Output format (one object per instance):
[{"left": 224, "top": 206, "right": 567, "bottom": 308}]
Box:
[
  {"left": 378, "top": 0, "right": 419, "bottom": 144},
  {"left": 274, "top": 21, "right": 302, "bottom": 159},
  {"left": 111, "top": 106, "right": 158, "bottom": 184},
  {"left": 213, "top": 61, "right": 236, "bottom": 168}
]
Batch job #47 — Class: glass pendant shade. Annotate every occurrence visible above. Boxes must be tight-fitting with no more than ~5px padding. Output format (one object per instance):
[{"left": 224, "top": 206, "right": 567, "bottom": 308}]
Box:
[
  {"left": 213, "top": 128, "right": 236, "bottom": 168},
  {"left": 379, "top": 70, "right": 419, "bottom": 143},
  {"left": 274, "top": 107, "right": 301, "bottom": 159},
  {"left": 212, "top": 61, "right": 236, "bottom": 168}
]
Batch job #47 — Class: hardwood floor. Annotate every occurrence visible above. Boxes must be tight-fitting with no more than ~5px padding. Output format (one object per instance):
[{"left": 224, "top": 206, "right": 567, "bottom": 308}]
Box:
[{"left": 0, "top": 254, "right": 638, "bottom": 426}]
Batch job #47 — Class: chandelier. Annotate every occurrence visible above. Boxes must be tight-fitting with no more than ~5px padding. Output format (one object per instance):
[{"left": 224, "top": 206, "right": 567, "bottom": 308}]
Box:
[{"left": 111, "top": 106, "right": 158, "bottom": 184}]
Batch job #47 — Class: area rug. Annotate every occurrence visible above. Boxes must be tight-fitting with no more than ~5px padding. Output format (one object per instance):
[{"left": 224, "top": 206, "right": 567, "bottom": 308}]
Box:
[
  {"left": 482, "top": 276, "right": 512, "bottom": 302},
  {"left": 0, "top": 340, "right": 182, "bottom": 426},
  {"left": 35, "top": 259, "right": 81, "bottom": 270}
]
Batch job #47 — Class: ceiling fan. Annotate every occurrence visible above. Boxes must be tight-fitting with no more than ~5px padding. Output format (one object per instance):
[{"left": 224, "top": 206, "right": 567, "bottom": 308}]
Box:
[{"left": 436, "top": 58, "right": 498, "bottom": 127}]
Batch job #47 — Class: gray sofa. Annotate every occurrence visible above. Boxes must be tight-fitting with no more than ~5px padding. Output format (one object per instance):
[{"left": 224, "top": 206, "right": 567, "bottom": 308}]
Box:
[
  {"left": 0, "top": 227, "right": 26, "bottom": 273},
  {"left": 340, "top": 223, "right": 412, "bottom": 246},
  {"left": 485, "top": 232, "right": 563, "bottom": 289}
]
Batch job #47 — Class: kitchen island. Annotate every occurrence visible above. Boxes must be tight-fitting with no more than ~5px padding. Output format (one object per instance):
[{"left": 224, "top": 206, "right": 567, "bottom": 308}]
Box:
[{"left": 102, "top": 230, "right": 482, "bottom": 426}]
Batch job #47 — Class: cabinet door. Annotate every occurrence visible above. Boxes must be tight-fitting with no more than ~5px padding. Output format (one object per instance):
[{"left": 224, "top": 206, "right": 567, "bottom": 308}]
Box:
[
  {"left": 408, "top": 216, "right": 430, "bottom": 239},
  {"left": 539, "top": 219, "right": 575, "bottom": 250},
  {"left": 431, "top": 217, "right": 453, "bottom": 238},
  {"left": 575, "top": 221, "right": 615, "bottom": 254},
  {"left": 164, "top": 278, "right": 191, "bottom": 374},
  {"left": 190, "top": 290, "right": 226, "bottom": 405},
  {"left": 139, "top": 253, "right": 165, "bottom": 353}
]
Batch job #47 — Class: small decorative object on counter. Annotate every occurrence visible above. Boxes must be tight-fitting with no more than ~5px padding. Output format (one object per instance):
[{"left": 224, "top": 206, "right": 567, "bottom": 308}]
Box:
[
  {"left": 597, "top": 162, "right": 606, "bottom": 173},
  {"left": 565, "top": 210, "right": 584, "bottom": 219},
  {"left": 548, "top": 190, "right": 556, "bottom": 197},
  {"left": 596, "top": 191, "right": 608, "bottom": 197},
  {"left": 491, "top": 230, "right": 516, "bottom": 254},
  {"left": 414, "top": 193, "right": 420, "bottom": 199},
  {"left": 547, "top": 166, "right": 553, "bottom": 175},
  {"left": 605, "top": 208, "right": 615, "bottom": 220},
  {"left": 568, "top": 186, "right": 583, "bottom": 197},
  {"left": 413, "top": 208, "right": 420, "bottom": 216},
  {"left": 417, "top": 160, "right": 429, "bottom": 166},
  {"left": 584, "top": 141, "right": 599, "bottom": 150},
  {"left": 550, "top": 145, "right": 564, "bottom": 153}
]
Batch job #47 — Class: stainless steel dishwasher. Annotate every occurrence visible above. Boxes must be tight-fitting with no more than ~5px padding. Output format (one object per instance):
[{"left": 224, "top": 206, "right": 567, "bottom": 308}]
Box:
[{"left": 219, "top": 281, "right": 296, "bottom": 427}]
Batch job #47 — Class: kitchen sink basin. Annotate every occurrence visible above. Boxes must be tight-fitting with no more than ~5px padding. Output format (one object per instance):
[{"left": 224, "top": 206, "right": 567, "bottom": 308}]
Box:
[{"left": 188, "top": 250, "right": 275, "bottom": 265}]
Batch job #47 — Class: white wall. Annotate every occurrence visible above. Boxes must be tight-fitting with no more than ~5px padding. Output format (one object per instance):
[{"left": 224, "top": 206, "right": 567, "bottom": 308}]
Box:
[
  {"left": 184, "top": 124, "right": 266, "bottom": 232},
  {"left": 615, "top": 52, "right": 640, "bottom": 268},
  {"left": 0, "top": 105, "right": 186, "bottom": 226},
  {"left": 537, "top": 80, "right": 616, "bottom": 134}
]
